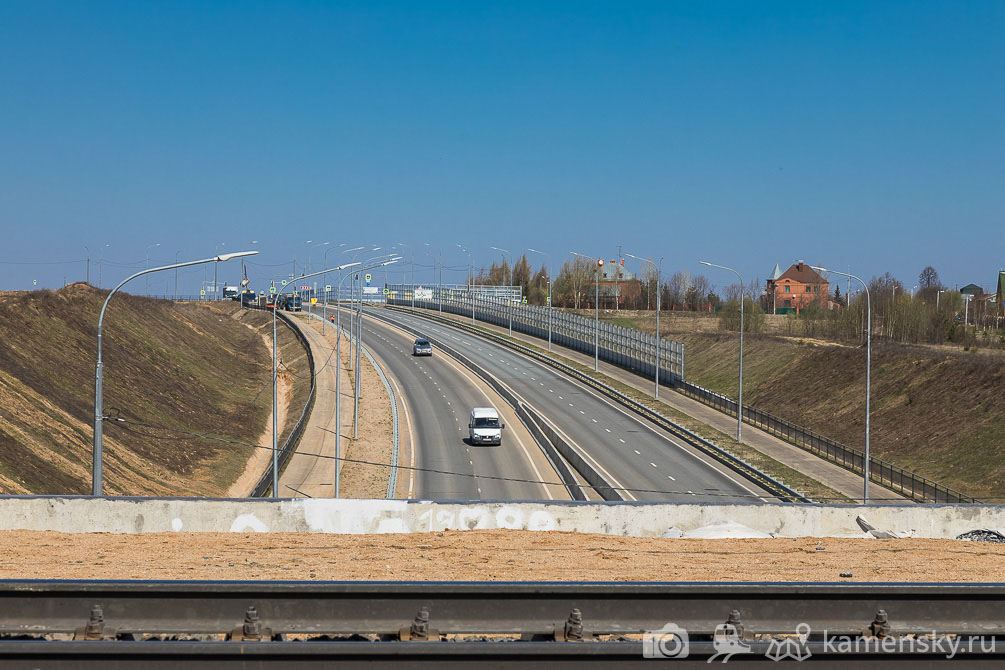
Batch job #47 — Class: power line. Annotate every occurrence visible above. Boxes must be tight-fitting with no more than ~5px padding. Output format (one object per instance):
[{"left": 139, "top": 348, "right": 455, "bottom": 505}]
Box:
[{"left": 100, "top": 413, "right": 922, "bottom": 502}]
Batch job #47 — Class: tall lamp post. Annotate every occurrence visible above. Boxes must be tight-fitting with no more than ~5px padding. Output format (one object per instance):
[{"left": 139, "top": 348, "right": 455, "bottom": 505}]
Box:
[
  {"left": 812, "top": 265, "right": 871, "bottom": 503},
  {"left": 627, "top": 253, "right": 663, "bottom": 399},
  {"left": 353, "top": 254, "right": 400, "bottom": 438},
  {"left": 700, "top": 261, "right": 744, "bottom": 442},
  {"left": 84, "top": 246, "right": 90, "bottom": 284},
  {"left": 144, "top": 243, "right": 160, "bottom": 296},
  {"left": 423, "top": 243, "right": 442, "bottom": 314},
  {"left": 212, "top": 243, "right": 226, "bottom": 300},
  {"left": 570, "top": 251, "right": 600, "bottom": 371},
  {"left": 93, "top": 250, "right": 259, "bottom": 496},
  {"left": 490, "top": 246, "right": 513, "bottom": 336},
  {"left": 97, "top": 244, "right": 109, "bottom": 288},
  {"left": 527, "top": 248, "right": 552, "bottom": 352},
  {"left": 321, "top": 243, "right": 346, "bottom": 335},
  {"left": 274, "top": 262, "right": 359, "bottom": 498},
  {"left": 457, "top": 244, "right": 475, "bottom": 323}
]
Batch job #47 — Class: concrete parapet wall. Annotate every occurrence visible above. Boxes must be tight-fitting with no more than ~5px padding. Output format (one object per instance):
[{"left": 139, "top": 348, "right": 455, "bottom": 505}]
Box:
[{"left": 0, "top": 496, "right": 1002, "bottom": 538}]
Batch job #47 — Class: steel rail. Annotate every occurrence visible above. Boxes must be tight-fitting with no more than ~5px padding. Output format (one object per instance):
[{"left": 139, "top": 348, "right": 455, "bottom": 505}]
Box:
[
  {"left": 2, "top": 581, "right": 1004, "bottom": 638},
  {"left": 7, "top": 639, "right": 1005, "bottom": 669}
]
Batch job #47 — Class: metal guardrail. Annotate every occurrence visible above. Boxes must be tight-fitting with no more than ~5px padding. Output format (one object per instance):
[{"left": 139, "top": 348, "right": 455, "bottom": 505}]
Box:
[
  {"left": 249, "top": 308, "right": 316, "bottom": 497},
  {"left": 387, "top": 291, "right": 686, "bottom": 385},
  {"left": 3, "top": 580, "right": 1004, "bottom": 668},
  {"left": 677, "top": 381, "right": 979, "bottom": 504},
  {"left": 383, "top": 306, "right": 808, "bottom": 503},
  {"left": 363, "top": 310, "right": 596, "bottom": 501}
]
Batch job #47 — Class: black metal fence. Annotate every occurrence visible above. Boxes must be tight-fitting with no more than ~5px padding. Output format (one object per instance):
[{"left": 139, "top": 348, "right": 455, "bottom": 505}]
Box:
[
  {"left": 249, "top": 308, "right": 316, "bottom": 497},
  {"left": 677, "top": 381, "right": 978, "bottom": 503}
]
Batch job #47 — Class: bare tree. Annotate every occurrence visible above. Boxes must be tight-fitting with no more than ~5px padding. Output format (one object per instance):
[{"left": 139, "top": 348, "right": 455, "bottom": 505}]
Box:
[
  {"left": 919, "top": 266, "right": 940, "bottom": 289},
  {"left": 640, "top": 261, "right": 659, "bottom": 310},
  {"left": 666, "top": 270, "right": 690, "bottom": 310}
]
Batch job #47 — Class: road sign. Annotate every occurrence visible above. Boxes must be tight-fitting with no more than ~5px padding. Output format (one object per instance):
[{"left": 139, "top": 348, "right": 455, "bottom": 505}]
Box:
[
  {"left": 365, "top": 273, "right": 371, "bottom": 284},
  {"left": 546, "top": 296, "right": 551, "bottom": 304},
  {"left": 325, "top": 285, "right": 331, "bottom": 291},
  {"left": 33, "top": 280, "right": 37, "bottom": 286},
  {"left": 522, "top": 297, "right": 527, "bottom": 304},
  {"left": 269, "top": 286, "right": 276, "bottom": 294},
  {"left": 311, "top": 298, "right": 318, "bottom": 305},
  {"left": 598, "top": 259, "right": 604, "bottom": 267},
  {"left": 363, "top": 287, "right": 378, "bottom": 295},
  {"left": 281, "top": 279, "right": 288, "bottom": 286},
  {"left": 200, "top": 290, "right": 206, "bottom": 296},
  {"left": 382, "top": 288, "right": 389, "bottom": 295}
]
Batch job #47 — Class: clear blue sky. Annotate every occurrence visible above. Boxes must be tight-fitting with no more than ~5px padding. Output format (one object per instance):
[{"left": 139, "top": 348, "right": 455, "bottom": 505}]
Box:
[{"left": 2, "top": 1, "right": 1002, "bottom": 295}]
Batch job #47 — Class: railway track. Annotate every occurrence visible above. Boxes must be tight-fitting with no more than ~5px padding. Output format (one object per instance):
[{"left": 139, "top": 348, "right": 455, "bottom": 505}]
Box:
[{"left": 1, "top": 581, "right": 1002, "bottom": 667}]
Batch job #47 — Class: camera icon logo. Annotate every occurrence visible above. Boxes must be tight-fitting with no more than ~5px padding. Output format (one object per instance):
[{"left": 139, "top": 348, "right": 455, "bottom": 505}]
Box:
[{"left": 643, "top": 622, "right": 690, "bottom": 658}]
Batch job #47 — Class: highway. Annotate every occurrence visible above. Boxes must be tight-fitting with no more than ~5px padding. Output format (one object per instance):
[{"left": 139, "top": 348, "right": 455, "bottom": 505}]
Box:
[
  {"left": 340, "top": 307, "right": 568, "bottom": 501},
  {"left": 367, "top": 307, "right": 768, "bottom": 503}
]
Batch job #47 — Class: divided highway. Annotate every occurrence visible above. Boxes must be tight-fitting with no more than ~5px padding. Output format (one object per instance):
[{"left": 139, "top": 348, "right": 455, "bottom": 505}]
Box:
[
  {"left": 367, "top": 307, "right": 769, "bottom": 503},
  {"left": 338, "top": 307, "right": 568, "bottom": 501}
]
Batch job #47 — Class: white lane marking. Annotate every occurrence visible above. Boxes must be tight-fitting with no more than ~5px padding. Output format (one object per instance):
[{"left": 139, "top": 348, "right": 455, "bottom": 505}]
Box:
[
  {"left": 650, "top": 462, "right": 658, "bottom": 468},
  {"left": 667, "top": 475, "right": 676, "bottom": 481},
  {"left": 580, "top": 410, "right": 585, "bottom": 414},
  {"left": 605, "top": 428, "right": 611, "bottom": 432},
  {"left": 385, "top": 367, "right": 416, "bottom": 500},
  {"left": 634, "top": 450, "right": 641, "bottom": 455},
  {"left": 619, "top": 438, "right": 625, "bottom": 443}
]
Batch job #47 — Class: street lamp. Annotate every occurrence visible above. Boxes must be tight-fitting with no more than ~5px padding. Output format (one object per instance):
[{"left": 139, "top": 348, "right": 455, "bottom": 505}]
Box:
[
  {"left": 84, "top": 246, "right": 90, "bottom": 285},
  {"left": 174, "top": 250, "right": 184, "bottom": 299},
  {"left": 424, "top": 243, "right": 442, "bottom": 314},
  {"left": 570, "top": 251, "right": 600, "bottom": 372},
  {"left": 321, "top": 243, "right": 346, "bottom": 335},
  {"left": 93, "top": 250, "right": 259, "bottom": 496},
  {"left": 812, "top": 265, "right": 872, "bottom": 503},
  {"left": 323, "top": 258, "right": 396, "bottom": 496},
  {"left": 352, "top": 253, "right": 400, "bottom": 438},
  {"left": 628, "top": 254, "right": 663, "bottom": 399},
  {"left": 97, "top": 244, "right": 109, "bottom": 288},
  {"left": 273, "top": 261, "right": 359, "bottom": 498},
  {"left": 937, "top": 289, "right": 946, "bottom": 310},
  {"left": 700, "top": 261, "right": 744, "bottom": 442},
  {"left": 457, "top": 244, "right": 475, "bottom": 323},
  {"left": 144, "top": 243, "right": 160, "bottom": 296},
  {"left": 527, "top": 248, "right": 552, "bottom": 352},
  {"left": 490, "top": 246, "right": 513, "bottom": 336}
]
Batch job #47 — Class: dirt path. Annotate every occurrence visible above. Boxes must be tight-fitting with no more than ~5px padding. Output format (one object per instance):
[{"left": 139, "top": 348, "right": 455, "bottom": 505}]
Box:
[
  {"left": 278, "top": 313, "right": 393, "bottom": 499},
  {"left": 0, "top": 530, "right": 1002, "bottom": 582}
]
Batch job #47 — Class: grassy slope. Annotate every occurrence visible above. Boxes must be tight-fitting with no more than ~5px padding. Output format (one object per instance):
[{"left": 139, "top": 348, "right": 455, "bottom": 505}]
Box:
[
  {"left": 586, "top": 310, "right": 1004, "bottom": 499},
  {"left": 0, "top": 284, "right": 307, "bottom": 496}
]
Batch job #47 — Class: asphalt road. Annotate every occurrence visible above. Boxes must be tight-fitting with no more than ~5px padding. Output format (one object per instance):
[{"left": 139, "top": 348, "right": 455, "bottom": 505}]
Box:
[
  {"left": 370, "top": 307, "right": 768, "bottom": 503},
  {"left": 339, "top": 307, "right": 568, "bottom": 501}
]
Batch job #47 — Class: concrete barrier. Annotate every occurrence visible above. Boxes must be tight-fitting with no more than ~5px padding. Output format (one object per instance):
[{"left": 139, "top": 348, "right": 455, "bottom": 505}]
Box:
[{"left": 0, "top": 496, "right": 1002, "bottom": 539}]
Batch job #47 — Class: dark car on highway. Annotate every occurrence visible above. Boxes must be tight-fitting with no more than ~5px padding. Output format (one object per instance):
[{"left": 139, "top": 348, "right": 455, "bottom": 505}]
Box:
[{"left": 413, "top": 338, "right": 433, "bottom": 356}]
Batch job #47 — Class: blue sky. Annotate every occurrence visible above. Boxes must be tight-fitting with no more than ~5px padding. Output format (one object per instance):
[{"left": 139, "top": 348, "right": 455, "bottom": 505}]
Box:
[{"left": 1, "top": 1, "right": 1002, "bottom": 295}]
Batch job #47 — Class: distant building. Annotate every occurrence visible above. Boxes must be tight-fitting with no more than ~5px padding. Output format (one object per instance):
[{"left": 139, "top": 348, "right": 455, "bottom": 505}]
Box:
[
  {"left": 596, "top": 259, "right": 637, "bottom": 308},
  {"left": 960, "top": 283, "right": 984, "bottom": 298},
  {"left": 764, "top": 262, "right": 830, "bottom": 312}
]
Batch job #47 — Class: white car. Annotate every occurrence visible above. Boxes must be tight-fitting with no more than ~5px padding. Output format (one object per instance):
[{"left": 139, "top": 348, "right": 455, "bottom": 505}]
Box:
[{"left": 468, "top": 407, "right": 504, "bottom": 446}]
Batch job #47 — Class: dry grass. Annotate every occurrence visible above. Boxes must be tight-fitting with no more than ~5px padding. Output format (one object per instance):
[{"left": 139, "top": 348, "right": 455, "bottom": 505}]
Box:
[
  {"left": 581, "top": 310, "right": 1005, "bottom": 499},
  {"left": 0, "top": 285, "right": 308, "bottom": 496}
]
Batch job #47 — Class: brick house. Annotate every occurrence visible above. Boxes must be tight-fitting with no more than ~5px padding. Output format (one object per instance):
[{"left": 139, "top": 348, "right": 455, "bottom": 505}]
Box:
[{"left": 764, "top": 262, "right": 829, "bottom": 312}]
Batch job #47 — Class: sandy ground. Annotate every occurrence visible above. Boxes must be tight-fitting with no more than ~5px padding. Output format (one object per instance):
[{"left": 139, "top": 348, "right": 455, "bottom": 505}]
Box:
[
  {"left": 305, "top": 316, "right": 394, "bottom": 499},
  {"left": 225, "top": 332, "right": 291, "bottom": 498},
  {"left": 1, "top": 531, "right": 1003, "bottom": 582}
]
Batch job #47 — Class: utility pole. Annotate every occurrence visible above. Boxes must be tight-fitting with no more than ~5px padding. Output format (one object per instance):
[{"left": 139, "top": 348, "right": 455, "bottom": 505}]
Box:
[{"left": 616, "top": 245, "right": 621, "bottom": 311}]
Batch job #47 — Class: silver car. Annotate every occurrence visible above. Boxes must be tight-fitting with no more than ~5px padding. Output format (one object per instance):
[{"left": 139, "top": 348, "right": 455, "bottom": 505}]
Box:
[{"left": 412, "top": 338, "right": 432, "bottom": 356}]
